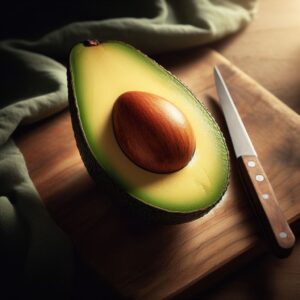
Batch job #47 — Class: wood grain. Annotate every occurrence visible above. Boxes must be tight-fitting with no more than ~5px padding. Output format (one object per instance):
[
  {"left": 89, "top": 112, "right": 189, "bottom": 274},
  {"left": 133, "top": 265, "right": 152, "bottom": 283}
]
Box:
[
  {"left": 209, "top": 1, "right": 300, "bottom": 297},
  {"left": 237, "top": 155, "right": 295, "bottom": 257},
  {"left": 213, "top": 0, "right": 300, "bottom": 114},
  {"left": 15, "top": 48, "right": 300, "bottom": 299}
]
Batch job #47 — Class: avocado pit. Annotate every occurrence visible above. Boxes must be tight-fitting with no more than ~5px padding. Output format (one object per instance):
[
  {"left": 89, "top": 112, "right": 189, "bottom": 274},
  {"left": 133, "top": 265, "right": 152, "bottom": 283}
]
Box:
[{"left": 112, "top": 91, "right": 196, "bottom": 173}]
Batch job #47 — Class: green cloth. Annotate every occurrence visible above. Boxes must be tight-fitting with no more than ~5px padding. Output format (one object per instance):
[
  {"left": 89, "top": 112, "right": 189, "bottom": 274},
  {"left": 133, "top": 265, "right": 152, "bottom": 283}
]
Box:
[{"left": 0, "top": 0, "right": 257, "bottom": 298}]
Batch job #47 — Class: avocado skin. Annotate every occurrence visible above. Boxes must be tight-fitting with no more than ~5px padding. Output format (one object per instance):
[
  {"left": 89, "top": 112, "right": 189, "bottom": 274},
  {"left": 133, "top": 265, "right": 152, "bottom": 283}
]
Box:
[{"left": 67, "top": 41, "right": 229, "bottom": 224}]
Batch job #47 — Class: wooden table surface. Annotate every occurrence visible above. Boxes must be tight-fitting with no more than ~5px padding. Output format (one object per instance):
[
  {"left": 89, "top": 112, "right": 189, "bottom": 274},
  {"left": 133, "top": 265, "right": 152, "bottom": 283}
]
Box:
[
  {"left": 213, "top": 0, "right": 300, "bottom": 115},
  {"left": 205, "top": 0, "right": 300, "bottom": 299}
]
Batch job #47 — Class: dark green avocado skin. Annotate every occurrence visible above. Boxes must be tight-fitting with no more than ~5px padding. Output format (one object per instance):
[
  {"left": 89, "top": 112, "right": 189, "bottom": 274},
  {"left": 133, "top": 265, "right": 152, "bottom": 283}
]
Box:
[{"left": 67, "top": 42, "right": 227, "bottom": 224}]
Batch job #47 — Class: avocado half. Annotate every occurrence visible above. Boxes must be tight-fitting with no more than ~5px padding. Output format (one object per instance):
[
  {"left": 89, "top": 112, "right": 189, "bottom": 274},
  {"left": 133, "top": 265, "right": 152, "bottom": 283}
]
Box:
[{"left": 68, "top": 40, "right": 230, "bottom": 223}]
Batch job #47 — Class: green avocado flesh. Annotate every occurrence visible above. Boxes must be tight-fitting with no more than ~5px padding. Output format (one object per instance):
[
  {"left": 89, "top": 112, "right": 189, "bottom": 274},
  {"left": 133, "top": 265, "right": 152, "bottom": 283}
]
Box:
[{"left": 69, "top": 41, "right": 229, "bottom": 215}]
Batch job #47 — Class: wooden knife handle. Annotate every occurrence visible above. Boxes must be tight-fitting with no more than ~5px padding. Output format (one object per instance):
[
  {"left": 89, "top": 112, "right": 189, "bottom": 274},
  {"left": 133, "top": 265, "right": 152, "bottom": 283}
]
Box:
[{"left": 237, "top": 155, "right": 295, "bottom": 257}]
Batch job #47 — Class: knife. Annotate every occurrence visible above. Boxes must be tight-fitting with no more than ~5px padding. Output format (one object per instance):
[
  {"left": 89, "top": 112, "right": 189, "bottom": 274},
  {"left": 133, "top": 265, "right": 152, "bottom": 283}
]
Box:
[{"left": 214, "top": 66, "right": 295, "bottom": 257}]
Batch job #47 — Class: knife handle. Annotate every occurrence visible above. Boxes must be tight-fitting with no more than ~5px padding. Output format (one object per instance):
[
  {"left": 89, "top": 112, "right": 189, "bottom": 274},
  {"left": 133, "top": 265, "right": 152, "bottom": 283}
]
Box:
[{"left": 237, "top": 155, "right": 295, "bottom": 257}]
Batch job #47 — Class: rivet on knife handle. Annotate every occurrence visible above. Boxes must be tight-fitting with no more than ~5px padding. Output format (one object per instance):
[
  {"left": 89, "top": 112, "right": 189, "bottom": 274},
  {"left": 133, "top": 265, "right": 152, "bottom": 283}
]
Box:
[{"left": 238, "top": 155, "right": 295, "bottom": 257}]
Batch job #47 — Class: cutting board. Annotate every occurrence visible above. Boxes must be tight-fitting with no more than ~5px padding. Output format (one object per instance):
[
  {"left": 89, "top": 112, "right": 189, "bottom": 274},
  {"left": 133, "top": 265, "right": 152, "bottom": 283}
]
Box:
[{"left": 16, "top": 48, "right": 300, "bottom": 299}]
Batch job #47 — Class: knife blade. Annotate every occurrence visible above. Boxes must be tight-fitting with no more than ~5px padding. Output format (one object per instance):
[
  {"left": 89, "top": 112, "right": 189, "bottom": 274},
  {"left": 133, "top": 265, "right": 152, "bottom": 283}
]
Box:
[{"left": 214, "top": 66, "right": 295, "bottom": 257}]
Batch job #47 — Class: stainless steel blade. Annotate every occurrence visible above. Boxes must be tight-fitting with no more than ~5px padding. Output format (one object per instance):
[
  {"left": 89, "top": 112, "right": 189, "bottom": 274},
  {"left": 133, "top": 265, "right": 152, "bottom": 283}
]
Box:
[{"left": 214, "top": 66, "right": 256, "bottom": 158}]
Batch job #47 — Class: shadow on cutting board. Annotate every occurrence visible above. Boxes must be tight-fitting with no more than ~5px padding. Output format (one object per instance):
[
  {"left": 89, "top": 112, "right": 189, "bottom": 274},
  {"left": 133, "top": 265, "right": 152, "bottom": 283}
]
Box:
[{"left": 72, "top": 250, "right": 124, "bottom": 300}]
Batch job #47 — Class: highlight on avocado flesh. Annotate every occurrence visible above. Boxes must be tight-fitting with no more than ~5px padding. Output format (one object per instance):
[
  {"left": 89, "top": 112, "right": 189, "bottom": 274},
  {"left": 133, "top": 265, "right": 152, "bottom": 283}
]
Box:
[
  {"left": 112, "top": 91, "right": 196, "bottom": 174},
  {"left": 68, "top": 39, "right": 230, "bottom": 223}
]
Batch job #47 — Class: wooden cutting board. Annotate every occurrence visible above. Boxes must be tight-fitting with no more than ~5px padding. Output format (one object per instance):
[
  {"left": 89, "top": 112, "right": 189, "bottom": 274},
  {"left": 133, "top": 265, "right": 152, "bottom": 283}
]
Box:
[{"left": 16, "top": 47, "right": 300, "bottom": 299}]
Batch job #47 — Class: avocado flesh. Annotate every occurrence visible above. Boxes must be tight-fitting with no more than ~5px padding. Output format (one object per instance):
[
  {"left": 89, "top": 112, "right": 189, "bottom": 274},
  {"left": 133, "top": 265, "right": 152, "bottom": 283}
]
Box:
[{"left": 69, "top": 41, "right": 229, "bottom": 214}]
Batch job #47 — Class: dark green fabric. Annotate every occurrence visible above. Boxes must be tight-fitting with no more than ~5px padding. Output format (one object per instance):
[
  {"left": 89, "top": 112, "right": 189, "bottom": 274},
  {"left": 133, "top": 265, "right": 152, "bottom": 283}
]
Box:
[
  {"left": 0, "top": 0, "right": 257, "bottom": 298},
  {"left": 0, "top": 141, "right": 73, "bottom": 299}
]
